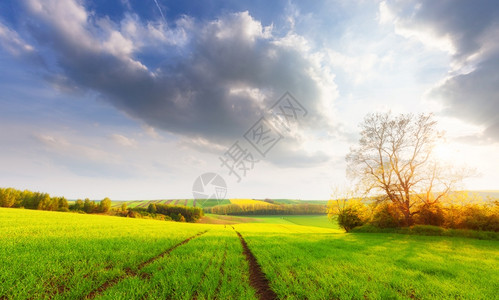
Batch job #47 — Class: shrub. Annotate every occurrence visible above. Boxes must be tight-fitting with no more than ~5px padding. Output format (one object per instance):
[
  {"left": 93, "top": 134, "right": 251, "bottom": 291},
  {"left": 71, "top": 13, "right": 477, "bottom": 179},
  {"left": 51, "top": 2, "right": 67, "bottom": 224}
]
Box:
[
  {"left": 148, "top": 203, "right": 157, "bottom": 214},
  {"left": 371, "top": 203, "right": 403, "bottom": 228},
  {"left": 99, "top": 198, "right": 112, "bottom": 213},
  {"left": 337, "top": 207, "right": 364, "bottom": 232},
  {"left": 415, "top": 203, "right": 445, "bottom": 226}
]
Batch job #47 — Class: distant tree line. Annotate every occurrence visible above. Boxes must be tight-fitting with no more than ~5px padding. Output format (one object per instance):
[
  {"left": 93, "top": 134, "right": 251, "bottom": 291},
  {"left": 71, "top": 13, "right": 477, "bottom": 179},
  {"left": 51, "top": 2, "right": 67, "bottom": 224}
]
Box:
[
  {"left": 205, "top": 203, "right": 326, "bottom": 215},
  {"left": 71, "top": 198, "right": 112, "bottom": 213},
  {"left": 0, "top": 187, "right": 112, "bottom": 213},
  {"left": 0, "top": 187, "right": 203, "bottom": 223},
  {"left": 0, "top": 187, "right": 69, "bottom": 211},
  {"left": 123, "top": 203, "right": 203, "bottom": 222}
]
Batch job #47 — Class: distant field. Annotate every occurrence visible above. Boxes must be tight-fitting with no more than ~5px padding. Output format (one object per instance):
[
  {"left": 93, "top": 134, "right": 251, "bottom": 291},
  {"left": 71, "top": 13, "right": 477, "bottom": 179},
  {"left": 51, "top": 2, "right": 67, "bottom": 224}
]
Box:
[
  {"left": 255, "top": 215, "right": 340, "bottom": 229},
  {"left": 193, "top": 199, "right": 231, "bottom": 208},
  {"left": 109, "top": 198, "right": 329, "bottom": 209},
  {"left": 2, "top": 208, "right": 498, "bottom": 299},
  {"left": 272, "top": 199, "right": 329, "bottom": 205},
  {"left": 71, "top": 192, "right": 498, "bottom": 210},
  {"left": 229, "top": 199, "right": 276, "bottom": 206}
]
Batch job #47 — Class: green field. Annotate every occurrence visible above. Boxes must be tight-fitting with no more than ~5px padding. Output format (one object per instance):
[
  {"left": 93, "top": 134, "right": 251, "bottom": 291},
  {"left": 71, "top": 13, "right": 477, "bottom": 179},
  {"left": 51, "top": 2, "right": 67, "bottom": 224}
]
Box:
[
  {"left": 95, "top": 192, "right": 499, "bottom": 210},
  {"left": 110, "top": 199, "right": 232, "bottom": 209},
  {"left": 251, "top": 215, "right": 340, "bottom": 229},
  {"left": 108, "top": 198, "right": 329, "bottom": 209},
  {"left": 1, "top": 208, "right": 498, "bottom": 299}
]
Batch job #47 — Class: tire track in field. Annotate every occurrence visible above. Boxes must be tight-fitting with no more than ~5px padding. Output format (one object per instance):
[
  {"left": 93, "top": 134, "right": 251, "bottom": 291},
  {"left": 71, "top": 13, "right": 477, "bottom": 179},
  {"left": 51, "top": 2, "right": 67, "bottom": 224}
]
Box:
[
  {"left": 233, "top": 228, "right": 277, "bottom": 300},
  {"left": 213, "top": 245, "right": 228, "bottom": 296},
  {"left": 85, "top": 230, "right": 208, "bottom": 299},
  {"left": 191, "top": 239, "right": 223, "bottom": 300}
]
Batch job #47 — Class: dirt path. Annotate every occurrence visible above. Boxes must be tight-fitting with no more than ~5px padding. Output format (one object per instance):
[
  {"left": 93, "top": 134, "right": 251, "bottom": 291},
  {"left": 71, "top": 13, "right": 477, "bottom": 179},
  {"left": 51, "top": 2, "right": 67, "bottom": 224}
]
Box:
[
  {"left": 233, "top": 229, "right": 277, "bottom": 300},
  {"left": 85, "top": 230, "right": 208, "bottom": 299}
]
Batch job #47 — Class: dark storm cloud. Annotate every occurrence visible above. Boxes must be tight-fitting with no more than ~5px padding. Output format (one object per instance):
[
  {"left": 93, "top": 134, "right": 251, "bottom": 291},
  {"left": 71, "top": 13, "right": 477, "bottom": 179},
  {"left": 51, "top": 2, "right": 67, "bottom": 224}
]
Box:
[
  {"left": 387, "top": 0, "right": 499, "bottom": 141},
  {"left": 433, "top": 54, "right": 499, "bottom": 141},
  {"left": 13, "top": 0, "right": 331, "bottom": 157}
]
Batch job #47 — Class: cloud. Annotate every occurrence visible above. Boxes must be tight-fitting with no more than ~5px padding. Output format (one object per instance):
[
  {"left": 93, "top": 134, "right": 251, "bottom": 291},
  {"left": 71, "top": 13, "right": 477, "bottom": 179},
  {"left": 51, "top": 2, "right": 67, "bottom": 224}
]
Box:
[
  {"left": 0, "top": 21, "right": 42, "bottom": 65},
  {"left": 383, "top": 0, "right": 499, "bottom": 142},
  {"left": 13, "top": 0, "right": 338, "bottom": 165},
  {"left": 36, "top": 134, "right": 120, "bottom": 162},
  {"left": 111, "top": 134, "right": 136, "bottom": 147},
  {"left": 0, "top": 22, "right": 34, "bottom": 55}
]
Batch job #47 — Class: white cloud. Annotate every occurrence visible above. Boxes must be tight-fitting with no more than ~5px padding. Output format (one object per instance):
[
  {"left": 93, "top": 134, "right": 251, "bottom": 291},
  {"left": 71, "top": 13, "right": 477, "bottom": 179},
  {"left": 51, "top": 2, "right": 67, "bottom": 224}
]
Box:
[
  {"left": 36, "top": 134, "right": 120, "bottom": 163},
  {"left": 111, "top": 134, "right": 136, "bottom": 147},
  {"left": 0, "top": 22, "right": 35, "bottom": 56}
]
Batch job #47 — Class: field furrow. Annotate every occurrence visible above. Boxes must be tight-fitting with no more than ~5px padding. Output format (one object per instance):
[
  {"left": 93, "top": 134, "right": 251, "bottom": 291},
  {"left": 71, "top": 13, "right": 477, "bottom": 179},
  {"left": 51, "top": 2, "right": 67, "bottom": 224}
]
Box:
[
  {"left": 86, "top": 230, "right": 208, "bottom": 298},
  {"left": 234, "top": 229, "right": 277, "bottom": 300},
  {"left": 98, "top": 228, "right": 257, "bottom": 299}
]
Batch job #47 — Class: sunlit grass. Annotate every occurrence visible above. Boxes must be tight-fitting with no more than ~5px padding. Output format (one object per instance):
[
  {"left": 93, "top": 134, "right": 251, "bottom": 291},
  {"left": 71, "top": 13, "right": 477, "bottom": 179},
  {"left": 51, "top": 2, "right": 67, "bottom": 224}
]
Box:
[{"left": 1, "top": 208, "right": 497, "bottom": 299}]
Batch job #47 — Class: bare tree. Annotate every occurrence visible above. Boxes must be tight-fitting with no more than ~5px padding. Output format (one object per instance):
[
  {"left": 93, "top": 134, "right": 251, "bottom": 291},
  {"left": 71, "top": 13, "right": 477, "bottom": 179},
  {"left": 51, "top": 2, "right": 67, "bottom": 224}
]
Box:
[{"left": 346, "top": 112, "right": 465, "bottom": 226}]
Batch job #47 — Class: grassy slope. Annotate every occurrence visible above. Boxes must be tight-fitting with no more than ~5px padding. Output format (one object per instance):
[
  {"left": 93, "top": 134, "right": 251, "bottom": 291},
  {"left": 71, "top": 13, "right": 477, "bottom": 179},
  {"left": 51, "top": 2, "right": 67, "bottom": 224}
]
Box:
[
  {"left": 280, "top": 215, "right": 340, "bottom": 229},
  {"left": 0, "top": 208, "right": 212, "bottom": 299},
  {"left": 1, "top": 208, "right": 498, "bottom": 299},
  {"left": 101, "top": 228, "right": 256, "bottom": 299},
  {"left": 236, "top": 224, "right": 499, "bottom": 299}
]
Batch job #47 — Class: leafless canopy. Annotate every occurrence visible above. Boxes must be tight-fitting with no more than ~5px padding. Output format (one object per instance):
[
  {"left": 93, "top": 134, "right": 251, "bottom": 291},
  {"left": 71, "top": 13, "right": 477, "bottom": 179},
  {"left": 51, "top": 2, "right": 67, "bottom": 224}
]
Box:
[{"left": 346, "top": 112, "right": 464, "bottom": 225}]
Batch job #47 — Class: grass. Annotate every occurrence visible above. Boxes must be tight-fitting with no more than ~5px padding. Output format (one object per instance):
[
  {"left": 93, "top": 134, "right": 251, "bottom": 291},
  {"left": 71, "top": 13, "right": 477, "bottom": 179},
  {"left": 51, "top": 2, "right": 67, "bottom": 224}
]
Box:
[
  {"left": 195, "top": 199, "right": 231, "bottom": 208},
  {"left": 100, "top": 229, "right": 256, "bottom": 299},
  {"left": 235, "top": 224, "right": 499, "bottom": 299},
  {"left": 0, "top": 208, "right": 209, "bottom": 299},
  {"left": 1, "top": 208, "right": 498, "bottom": 299},
  {"left": 278, "top": 215, "right": 340, "bottom": 229}
]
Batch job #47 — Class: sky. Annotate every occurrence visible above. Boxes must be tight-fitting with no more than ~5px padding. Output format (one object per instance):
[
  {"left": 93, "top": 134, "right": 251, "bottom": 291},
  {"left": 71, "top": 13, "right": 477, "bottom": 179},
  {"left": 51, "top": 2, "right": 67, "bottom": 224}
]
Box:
[{"left": 0, "top": 0, "right": 498, "bottom": 200}]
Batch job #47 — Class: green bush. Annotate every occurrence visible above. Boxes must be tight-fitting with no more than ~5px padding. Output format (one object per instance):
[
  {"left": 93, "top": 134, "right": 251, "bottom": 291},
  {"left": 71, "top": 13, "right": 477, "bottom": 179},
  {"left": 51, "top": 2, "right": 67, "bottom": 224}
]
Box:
[
  {"left": 371, "top": 203, "right": 403, "bottom": 228},
  {"left": 416, "top": 204, "right": 445, "bottom": 226},
  {"left": 337, "top": 207, "right": 364, "bottom": 232}
]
